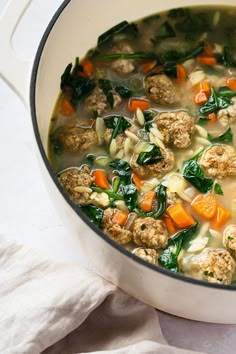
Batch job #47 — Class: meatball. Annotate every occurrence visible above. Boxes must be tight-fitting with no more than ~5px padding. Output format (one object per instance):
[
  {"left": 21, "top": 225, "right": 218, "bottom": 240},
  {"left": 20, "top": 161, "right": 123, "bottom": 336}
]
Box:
[
  {"left": 223, "top": 225, "right": 236, "bottom": 256},
  {"left": 144, "top": 74, "right": 179, "bottom": 105},
  {"left": 198, "top": 144, "right": 236, "bottom": 178},
  {"left": 155, "top": 111, "right": 195, "bottom": 148},
  {"left": 130, "top": 148, "right": 175, "bottom": 178},
  {"left": 84, "top": 86, "right": 122, "bottom": 116},
  {"left": 133, "top": 247, "right": 158, "bottom": 264},
  {"left": 58, "top": 166, "right": 93, "bottom": 205},
  {"left": 111, "top": 43, "right": 135, "bottom": 75},
  {"left": 217, "top": 97, "right": 236, "bottom": 127},
  {"left": 58, "top": 125, "right": 98, "bottom": 153},
  {"left": 133, "top": 217, "right": 169, "bottom": 249},
  {"left": 181, "top": 247, "right": 235, "bottom": 284},
  {"left": 102, "top": 208, "right": 132, "bottom": 245}
]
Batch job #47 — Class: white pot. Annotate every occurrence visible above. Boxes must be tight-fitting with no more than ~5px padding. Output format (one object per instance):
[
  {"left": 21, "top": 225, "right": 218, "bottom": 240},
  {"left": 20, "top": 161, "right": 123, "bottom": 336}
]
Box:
[{"left": 1, "top": 0, "right": 236, "bottom": 323}]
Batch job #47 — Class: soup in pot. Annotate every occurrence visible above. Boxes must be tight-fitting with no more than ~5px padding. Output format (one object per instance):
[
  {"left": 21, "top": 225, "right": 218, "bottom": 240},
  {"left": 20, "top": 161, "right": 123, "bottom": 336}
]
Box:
[{"left": 48, "top": 6, "right": 236, "bottom": 285}]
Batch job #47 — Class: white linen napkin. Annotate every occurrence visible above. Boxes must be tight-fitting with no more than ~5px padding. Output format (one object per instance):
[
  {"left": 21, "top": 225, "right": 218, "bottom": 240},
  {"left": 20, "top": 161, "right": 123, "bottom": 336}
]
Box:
[{"left": 0, "top": 237, "right": 204, "bottom": 354}]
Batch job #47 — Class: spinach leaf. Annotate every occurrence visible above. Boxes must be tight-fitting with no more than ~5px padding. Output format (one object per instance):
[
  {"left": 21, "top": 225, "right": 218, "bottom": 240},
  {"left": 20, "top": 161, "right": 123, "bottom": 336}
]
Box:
[
  {"left": 199, "top": 88, "right": 232, "bottom": 115},
  {"left": 175, "top": 11, "right": 211, "bottom": 34},
  {"left": 109, "top": 159, "right": 132, "bottom": 184},
  {"left": 159, "top": 42, "right": 204, "bottom": 65},
  {"left": 182, "top": 159, "right": 213, "bottom": 193},
  {"left": 142, "top": 14, "right": 160, "bottom": 24},
  {"left": 97, "top": 21, "right": 138, "bottom": 46},
  {"left": 215, "top": 46, "right": 236, "bottom": 68},
  {"left": 98, "top": 79, "right": 114, "bottom": 108},
  {"left": 137, "top": 144, "right": 164, "bottom": 166},
  {"left": 144, "top": 122, "right": 153, "bottom": 132},
  {"left": 78, "top": 205, "right": 104, "bottom": 228},
  {"left": 218, "top": 86, "right": 236, "bottom": 98},
  {"left": 152, "top": 21, "right": 176, "bottom": 41},
  {"left": 208, "top": 127, "right": 233, "bottom": 143},
  {"left": 114, "top": 84, "right": 132, "bottom": 98},
  {"left": 159, "top": 223, "right": 198, "bottom": 272},
  {"left": 198, "top": 116, "right": 210, "bottom": 125},
  {"left": 168, "top": 8, "right": 188, "bottom": 18},
  {"left": 143, "top": 110, "right": 154, "bottom": 122},
  {"left": 214, "top": 183, "right": 224, "bottom": 196},
  {"left": 104, "top": 115, "right": 131, "bottom": 141},
  {"left": 135, "top": 184, "right": 167, "bottom": 218},
  {"left": 91, "top": 186, "right": 123, "bottom": 201},
  {"left": 121, "top": 184, "right": 138, "bottom": 211},
  {"left": 60, "top": 59, "right": 95, "bottom": 105}
]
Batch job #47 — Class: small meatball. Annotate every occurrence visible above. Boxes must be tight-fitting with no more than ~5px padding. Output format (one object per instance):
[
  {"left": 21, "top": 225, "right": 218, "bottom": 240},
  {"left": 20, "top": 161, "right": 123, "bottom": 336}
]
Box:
[
  {"left": 130, "top": 148, "right": 175, "bottom": 179},
  {"left": 84, "top": 86, "right": 122, "bottom": 116},
  {"left": 111, "top": 43, "right": 135, "bottom": 75},
  {"left": 198, "top": 144, "right": 236, "bottom": 178},
  {"left": 155, "top": 111, "right": 195, "bottom": 148},
  {"left": 102, "top": 208, "right": 132, "bottom": 245},
  {"left": 181, "top": 247, "right": 235, "bottom": 284},
  {"left": 104, "top": 128, "right": 126, "bottom": 150},
  {"left": 223, "top": 225, "right": 236, "bottom": 256},
  {"left": 59, "top": 125, "right": 98, "bottom": 153},
  {"left": 217, "top": 97, "right": 236, "bottom": 127},
  {"left": 133, "top": 248, "right": 158, "bottom": 264},
  {"left": 144, "top": 74, "right": 179, "bottom": 105},
  {"left": 89, "top": 192, "right": 110, "bottom": 208},
  {"left": 133, "top": 217, "right": 169, "bottom": 249},
  {"left": 58, "top": 166, "right": 93, "bottom": 205}
]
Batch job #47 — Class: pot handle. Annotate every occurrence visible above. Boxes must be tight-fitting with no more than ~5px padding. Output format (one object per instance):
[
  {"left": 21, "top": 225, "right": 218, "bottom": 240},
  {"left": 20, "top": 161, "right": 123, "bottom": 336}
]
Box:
[{"left": 0, "top": 0, "right": 32, "bottom": 108}]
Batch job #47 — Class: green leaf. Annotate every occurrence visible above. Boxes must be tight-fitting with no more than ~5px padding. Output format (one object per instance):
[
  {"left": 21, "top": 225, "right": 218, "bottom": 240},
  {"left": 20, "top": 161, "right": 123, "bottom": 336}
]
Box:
[
  {"left": 60, "top": 63, "right": 73, "bottom": 90},
  {"left": 137, "top": 144, "right": 164, "bottom": 166},
  {"left": 104, "top": 115, "right": 131, "bottom": 141},
  {"left": 91, "top": 186, "right": 123, "bottom": 200},
  {"left": 144, "top": 122, "right": 153, "bottom": 132},
  {"left": 78, "top": 205, "right": 104, "bottom": 228},
  {"left": 109, "top": 159, "right": 132, "bottom": 185},
  {"left": 121, "top": 184, "right": 138, "bottom": 211},
  {"left": 218, "top": 86, "right": 236, "bottom": 98},
  {"left": 153, "top": 21, "right": 176, "bottom": 40},
  {"left": 135, "top": 184, "right": 167, "bottom": 219},
  {"left": 97, "top": 52, "right": 158, "bottom": 61},
  {"left": 208, "top": 127, "right": 233, "bottom": 143},
  {"left": 159, "top": 223, "right": 198, "bottom": 272},
  {"left": 98, "top": 79, "right": 132, "bottom": 107},
  {"left": 200, "top": 88, "right": 233, "bottom": 115},
  {"left": 168, "top": 8, "right": 187, "bottom": 18},
  {"left": 97, "top": 21, "right": 138, "bottom": 46},
  {"left": 214, "top": 183, "right": 224, "bottom": 196},
  {"left": 182, "top": 159, "right": 213, "bottom": 193},
  {"left": 198, "top": 116, "right": 210, "bottom": 125},
  {"left": 114, "top": 84, "right": 132, "bottom": 98}
]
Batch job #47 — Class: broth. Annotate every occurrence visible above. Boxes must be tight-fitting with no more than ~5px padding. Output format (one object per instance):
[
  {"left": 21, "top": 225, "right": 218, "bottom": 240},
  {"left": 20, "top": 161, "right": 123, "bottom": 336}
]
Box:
[{"left": 48, "top": 5, "right": 236, "bottom": 284}]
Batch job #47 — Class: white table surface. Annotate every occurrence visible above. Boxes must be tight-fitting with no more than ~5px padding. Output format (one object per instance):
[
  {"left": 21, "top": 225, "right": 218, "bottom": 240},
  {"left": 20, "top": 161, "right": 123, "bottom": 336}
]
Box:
[{"left": 1, "top": 1, "right": 236, "bottom": 353}]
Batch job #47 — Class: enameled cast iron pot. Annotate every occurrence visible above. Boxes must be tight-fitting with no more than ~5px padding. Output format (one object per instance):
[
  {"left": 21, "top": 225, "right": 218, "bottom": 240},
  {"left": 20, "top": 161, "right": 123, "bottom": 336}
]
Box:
[{"left": 1, "top": 0, "right": 236, "bottom": 323}]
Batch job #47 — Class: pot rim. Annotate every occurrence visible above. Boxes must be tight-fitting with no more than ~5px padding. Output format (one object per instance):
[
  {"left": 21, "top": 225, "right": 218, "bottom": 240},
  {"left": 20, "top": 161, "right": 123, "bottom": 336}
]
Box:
[{"left": 30, "top": 0, "right": 236, "bottom": 291}]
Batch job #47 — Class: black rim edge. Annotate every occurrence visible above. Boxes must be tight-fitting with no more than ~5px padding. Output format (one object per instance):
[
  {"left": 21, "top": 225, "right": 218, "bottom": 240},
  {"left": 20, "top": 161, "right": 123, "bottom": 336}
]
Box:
[{"left": 30, "top": 0, "right": 236, "bottom": 291}]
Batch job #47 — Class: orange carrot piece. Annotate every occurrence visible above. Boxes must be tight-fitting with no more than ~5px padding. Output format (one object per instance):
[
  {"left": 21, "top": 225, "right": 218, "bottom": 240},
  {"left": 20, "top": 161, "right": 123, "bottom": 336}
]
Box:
[
  {"left": 197, "top": 56, "right": 217, "bottom": 66},
  {"left": 226, "top": 78, "right": 236, "bottom": 92},
  {"left": 164, "top": 216, "right": 176, "bottom": 235},
  {"left": 80, "top": 59, "right": 94, "bottom": 77},
  {"left": 203, "top": 43, "right": 214, "bottom": 57},
  {"left": 140, "top": 60, "right": 157, "bottom": 74},
  {"left": 112, "top": 210, "right": 129, "bottom": 227},
  {"left": 208, "top": 113, "right": 217, "bottom": 124},
  {"left": 191, "top": 193, "right": 217, "bottom": 220},
  {"left": 132, "top": 173, "right": 143, "bottom": 190},
  {"left": 128, "top": 99, "right": 150, "bottom": 112},
  {"left": 167, "top": 202, "right": 196, "bottom": 229},
  {"left": 176, "top": 64, "right": 187, "bottom": 83},
  {"left": 194, "top": 91, "right": 209, "bottom": 105},
  {"left": 92, "top": 170, "right": 110, "bottom": 190},
  {"left": 196, "top": 81, "right": 211, "bottom": 96},
  {"left": 212, "top": 204, "right": 230, "bottom": 229},
  {"left": 140, "top": 191, "right": 156, "bottom": 213},
  {"left": 61, "top": 98, "right": 75, "bottom": 116}
]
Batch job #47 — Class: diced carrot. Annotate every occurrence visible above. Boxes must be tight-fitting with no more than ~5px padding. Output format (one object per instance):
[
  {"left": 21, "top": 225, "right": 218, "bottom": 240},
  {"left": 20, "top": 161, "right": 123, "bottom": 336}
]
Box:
[
  {"left": 195, "top": 81, "right": 211, "bottom": 96},
  {"left": 128, "top": 99, "right": 150, "bottom": 112},
  {"left": 194, "top": 91, "right": 209, "bottom": 105},
  {"left": 140, "top": 60, "right": 157, "bottom": 74},
  {"left": 176, "top": 64, "right": 187, "bottom": 83},
  {"left": 203, "top": 43, "right": 214, "bottom": 57},
  {"left": 208, "top": 113, "right": 217, "bottom": 124},
  {"left": 92, "top": 170, "right": 110, "bottom": 190},
  {"left": 132, "top": 173, "right": 143, "bottom": 190},
  {"left": 164, "top": 216, "right": 176, "bottom": 235},
  {"left": 212, "top": 204, "right": 230, "bottom": 229},
  {"left": 191, "top": 193, "right": 217, "bottom": 220},
  {"left": 80, "top": 59, "right": 94, "bottom": 77},
  {"left": 61, "top": 98, "right": 75, "bottom": 116},
  {"left": 167, "top": 202, "right": 196, "bottom": 229},
  {"left": 197, "top": 56, "right": 217, "bottom": 66},
  {"left": 226, "top": 78, "right": 236, "bottom": 92},
  {"left": 112, "top": 210, "right": 129, "bottom": 227},
  {"left": 140, "top": 191, "right": 156, "bottom": 213}
]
